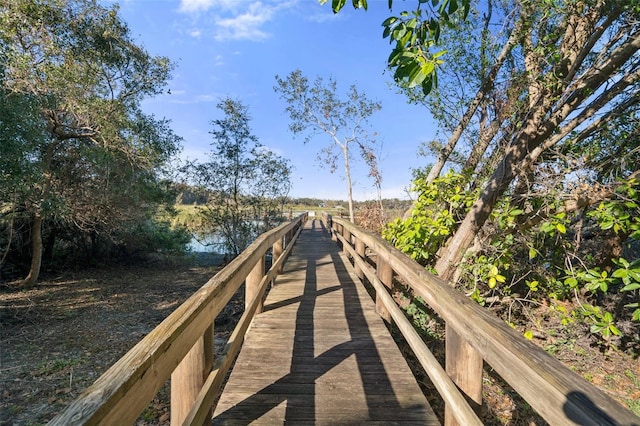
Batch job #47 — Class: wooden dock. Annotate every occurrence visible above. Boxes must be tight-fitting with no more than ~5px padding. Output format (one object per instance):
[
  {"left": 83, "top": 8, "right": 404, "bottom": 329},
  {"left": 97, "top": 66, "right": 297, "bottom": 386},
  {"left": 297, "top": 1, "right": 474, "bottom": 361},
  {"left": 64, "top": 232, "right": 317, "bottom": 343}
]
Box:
[{"left": 213, "top": 219, "right": 438, "bottom": 425}]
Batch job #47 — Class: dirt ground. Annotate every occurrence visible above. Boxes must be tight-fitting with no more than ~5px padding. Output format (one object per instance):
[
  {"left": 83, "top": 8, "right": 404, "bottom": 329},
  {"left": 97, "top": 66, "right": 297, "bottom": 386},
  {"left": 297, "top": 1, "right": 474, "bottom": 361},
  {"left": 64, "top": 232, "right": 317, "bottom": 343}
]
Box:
[
  {"left": 0, "top": 254, "right": 240, "bottom": 425},
  {"left": 1, "top": 255, "right": 639, "bottom": 425}
]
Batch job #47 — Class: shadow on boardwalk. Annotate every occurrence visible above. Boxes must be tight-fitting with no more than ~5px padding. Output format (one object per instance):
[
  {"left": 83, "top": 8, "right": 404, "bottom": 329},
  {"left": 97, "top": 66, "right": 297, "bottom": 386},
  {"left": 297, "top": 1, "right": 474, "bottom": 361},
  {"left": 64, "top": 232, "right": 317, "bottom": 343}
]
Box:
[{"left": 213, "top": 219, "right": 438, "bottom": 424}]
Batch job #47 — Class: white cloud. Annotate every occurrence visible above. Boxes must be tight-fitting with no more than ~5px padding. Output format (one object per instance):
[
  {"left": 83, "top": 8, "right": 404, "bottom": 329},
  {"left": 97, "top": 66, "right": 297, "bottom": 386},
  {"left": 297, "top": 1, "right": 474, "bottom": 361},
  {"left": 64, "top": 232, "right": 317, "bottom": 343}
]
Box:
[
  {"left": 179, "top": 0, "right": 237, "bottom": 14},
  {"left": 178, "top": 1, "right": 298, "bottom": 42},
  {"left": 214, "top": 2, "right": 274, "bottom": 41}
]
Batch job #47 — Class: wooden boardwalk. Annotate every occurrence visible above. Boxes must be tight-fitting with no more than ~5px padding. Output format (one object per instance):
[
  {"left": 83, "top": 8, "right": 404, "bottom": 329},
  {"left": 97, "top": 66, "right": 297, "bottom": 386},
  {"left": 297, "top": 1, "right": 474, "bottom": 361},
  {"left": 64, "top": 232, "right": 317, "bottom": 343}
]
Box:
[{"left": 213, "top": 219, "right": 438, "bottom": 425}]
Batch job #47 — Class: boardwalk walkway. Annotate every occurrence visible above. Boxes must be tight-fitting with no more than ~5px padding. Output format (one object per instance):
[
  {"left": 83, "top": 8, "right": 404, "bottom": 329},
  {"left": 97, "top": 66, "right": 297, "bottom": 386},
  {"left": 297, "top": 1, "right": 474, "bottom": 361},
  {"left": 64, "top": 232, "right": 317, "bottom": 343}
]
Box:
[{"left": 213, "top": 219, "right": 438, "bottom": 425}]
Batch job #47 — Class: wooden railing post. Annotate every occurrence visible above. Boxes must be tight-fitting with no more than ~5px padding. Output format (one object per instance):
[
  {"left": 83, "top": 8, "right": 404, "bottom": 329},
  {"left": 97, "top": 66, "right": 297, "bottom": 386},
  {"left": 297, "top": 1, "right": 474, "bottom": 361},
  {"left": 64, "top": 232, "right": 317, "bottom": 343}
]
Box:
[
  {"left": 376, "top": 258, "right": 393, "bottom": 323},
  {"left": 343, "top": 228, "right": 352, "bottom": 256},
  {"left": 330, "top": 219, "right": 337, "bottom": 241},
  {"left": 246, "top": 255, "right": 265, "bottom": 313},
  {"left": 354, "top": 238, "right": 365, "bottom": 279},
  {"left": 171, "top": 324, "right": 213, "bottom": 426},
  {"left": 335, "top": 223, "right": 343, "bottom": 249},
  {"left": 445, "top": 325, "right": 483, "bottom": 426},
  {"left": 273, "top": 237, "right": 284, "bottom": 274},
  {"left": 285, "top": 228, "right": 293, "bottom": 248}
]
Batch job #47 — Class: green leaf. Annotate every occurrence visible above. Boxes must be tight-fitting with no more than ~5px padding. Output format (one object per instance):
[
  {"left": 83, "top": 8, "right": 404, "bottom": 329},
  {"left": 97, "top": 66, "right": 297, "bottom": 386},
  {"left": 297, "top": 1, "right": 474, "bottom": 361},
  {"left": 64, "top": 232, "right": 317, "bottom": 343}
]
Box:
[
  {"left": 618, "top": 258, "right": 630, "bottom": 268},
  {"left": 332, "top": 0, "right": 347, "bottom": 12},
  {"left": 382, "top": 16, "right": 398, "bottom": 27},
  {"left": 529, "top": 247, "right": 537, "bottom": 260},
  {"left": 407, "top": 64, "right": 427, "bottom": 88},
  {"left": 392, "top": 25, "right": 407, "bottom": 41},
  {"left": 488, "top": 277, "right": 497, "bottom": 288},
  {"left": 556, "top": 223, "right": 566, "bottom": 234},
  {"left": 622, "top": 283, "right": 640, "bottom": 291},
  {"left": 421, "top": 61, "right": 435, "bottom": 76},
  {"left": 565, "top": 277, "right": 578, "bottom": 288},
  {"left": 352, "top": 0, "right": 368, "bottom": 10},
  {"left": 448, "top": 0, "right": 458, "bottom": 15},
  {"left": 421, "top": 76, "right": 433, "bottom": 94},
  {"left": 524, "top": 330, "right": 533, "bottom": 340},
  {"left": 432, "top": 49, "right": 448, "bottom": 59},
  {"left": 540, "top": 222, "right": 555, "bottom": 233},
  {"left": 462, "top": 0, "right": 470, "bottom": 18},
  {"left": 612, "top": 268, "right": 628, "bottom": 278},
  {"left": 601, "top": 220, "right": 614, "bottom": 230}
]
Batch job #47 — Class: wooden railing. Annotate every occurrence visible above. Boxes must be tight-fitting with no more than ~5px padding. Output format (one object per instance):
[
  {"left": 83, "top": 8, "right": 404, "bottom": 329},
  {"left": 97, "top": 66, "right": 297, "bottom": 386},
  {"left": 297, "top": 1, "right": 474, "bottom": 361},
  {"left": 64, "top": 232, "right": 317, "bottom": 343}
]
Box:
[
  {"left": 49, "top": 214, "right": 307, "bottom": 426},
  {"left": 322, "top": 213, "right": 639, "bottom": 426}
]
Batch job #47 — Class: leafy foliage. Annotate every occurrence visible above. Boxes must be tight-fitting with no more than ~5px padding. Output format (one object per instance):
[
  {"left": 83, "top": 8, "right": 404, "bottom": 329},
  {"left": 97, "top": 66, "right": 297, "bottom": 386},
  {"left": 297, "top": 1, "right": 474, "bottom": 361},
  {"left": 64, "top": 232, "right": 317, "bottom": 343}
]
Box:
[
  {"left": 321, "top": 0, "right": 471, "bottom": 94},
  {"left": 385, "top": 170, "right": 640, "bottom": 348},
  {"left": 0, "top": 0, "right": 182, "bottom": 283},
  {"left": 188, "top": 98, "right": 292, "bottom": 256},
  {"left": 383, "top": 170, "right": 477, "bottom": 263}
]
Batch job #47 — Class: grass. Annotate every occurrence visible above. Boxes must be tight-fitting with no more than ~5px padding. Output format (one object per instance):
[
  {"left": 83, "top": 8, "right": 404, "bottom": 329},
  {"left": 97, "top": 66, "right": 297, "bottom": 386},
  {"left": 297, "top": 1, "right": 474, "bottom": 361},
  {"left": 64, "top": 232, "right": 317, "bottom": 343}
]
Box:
[
  {"left": 625, "top": 369, "right": 640, "bottom": 388},
  {"left": 624, "top": 369, "right": 640, "bottom": 415},
  {"left": 37, "top": 356, "right": 82, "bottom": 376}
]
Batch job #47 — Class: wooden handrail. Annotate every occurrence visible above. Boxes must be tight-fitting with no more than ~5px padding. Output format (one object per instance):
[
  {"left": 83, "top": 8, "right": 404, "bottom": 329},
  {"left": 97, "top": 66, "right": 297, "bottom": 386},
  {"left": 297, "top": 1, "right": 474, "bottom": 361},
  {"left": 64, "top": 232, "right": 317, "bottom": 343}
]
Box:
[
  {"left": 336, "top": 228, "right": 483, "bottom": 426},
  {"left": 49, "top": 214, "right": 307, "bottom": 426},
  {"left": 323, "top": 213, "right": 639, "bottom": 426}
]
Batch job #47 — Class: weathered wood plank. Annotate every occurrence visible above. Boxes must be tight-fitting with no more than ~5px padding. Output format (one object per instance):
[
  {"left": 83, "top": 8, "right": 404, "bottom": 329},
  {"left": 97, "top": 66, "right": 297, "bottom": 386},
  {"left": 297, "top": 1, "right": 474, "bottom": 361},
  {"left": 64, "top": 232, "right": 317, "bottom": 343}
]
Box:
[{"left": 213, "top": 219, "right": 438, "bottom": 425}]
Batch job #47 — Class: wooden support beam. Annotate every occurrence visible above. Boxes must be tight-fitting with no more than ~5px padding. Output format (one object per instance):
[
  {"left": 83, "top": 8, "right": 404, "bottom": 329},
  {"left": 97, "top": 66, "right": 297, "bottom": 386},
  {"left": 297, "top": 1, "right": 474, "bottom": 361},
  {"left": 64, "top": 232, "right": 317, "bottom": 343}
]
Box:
[
  {"left": 354, "top": 238, "right": 365, "bottom": 279},
  {"left": 246, "top": 255, "right": 265, "bottom": 313},
  {"left": 375, "top": 258, "right": 393, "bottom": 323},
  {"left": 343, "top": 228, "right": 352, "bottom": 256},
  {"left": 273, "top": 237, "right": 284, "bottom": 274},
  {"left": 445, "top": 324, "right": 483, "bottom": 426},
  {"left": 171, "top": 326, "right": 213, "bottom": 426}
]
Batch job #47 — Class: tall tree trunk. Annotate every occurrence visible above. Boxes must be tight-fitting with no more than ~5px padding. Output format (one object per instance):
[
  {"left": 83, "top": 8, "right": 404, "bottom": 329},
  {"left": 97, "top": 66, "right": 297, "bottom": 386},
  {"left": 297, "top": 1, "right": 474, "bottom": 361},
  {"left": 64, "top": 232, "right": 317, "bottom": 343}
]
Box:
[
  {"left": 343, "top": 145, "right": 355, "bottom": 222},
  {"left": 22, "top": 140, "right": 57, "bottom": 287},
  {"left": 22, "top": 213, "right": 43, "bottom": 287}
]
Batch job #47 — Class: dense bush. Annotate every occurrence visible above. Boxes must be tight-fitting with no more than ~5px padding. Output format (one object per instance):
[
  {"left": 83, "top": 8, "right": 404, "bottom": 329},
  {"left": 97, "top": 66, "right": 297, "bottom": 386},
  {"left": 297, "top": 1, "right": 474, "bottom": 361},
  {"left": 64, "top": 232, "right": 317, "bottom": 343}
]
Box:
[{"left": 384, "top": 171, "right": 640, "bottom": 350}]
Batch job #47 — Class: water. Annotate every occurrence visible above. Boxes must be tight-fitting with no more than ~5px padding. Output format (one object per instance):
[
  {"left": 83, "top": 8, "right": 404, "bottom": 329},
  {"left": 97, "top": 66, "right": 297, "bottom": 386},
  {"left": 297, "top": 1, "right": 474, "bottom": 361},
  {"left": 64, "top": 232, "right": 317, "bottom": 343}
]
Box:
[{"left": 187, "top": 234, "right": 226, "bottom": 253}]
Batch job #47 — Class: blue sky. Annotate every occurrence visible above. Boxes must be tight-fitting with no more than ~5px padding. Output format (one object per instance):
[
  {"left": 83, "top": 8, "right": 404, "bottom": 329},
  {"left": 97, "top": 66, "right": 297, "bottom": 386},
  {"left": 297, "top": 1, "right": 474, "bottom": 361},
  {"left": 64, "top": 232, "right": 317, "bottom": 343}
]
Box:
[{"left": 109, "top": 0, "right": 438, "bottom": 200}]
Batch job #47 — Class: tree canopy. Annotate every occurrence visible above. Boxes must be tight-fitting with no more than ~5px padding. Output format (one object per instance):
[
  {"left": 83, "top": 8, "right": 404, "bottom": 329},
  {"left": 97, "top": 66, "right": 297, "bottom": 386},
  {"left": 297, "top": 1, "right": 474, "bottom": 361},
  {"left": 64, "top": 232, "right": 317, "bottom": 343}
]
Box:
[{"left": 0, "top": 0, "right": 182, "bottom": 285}]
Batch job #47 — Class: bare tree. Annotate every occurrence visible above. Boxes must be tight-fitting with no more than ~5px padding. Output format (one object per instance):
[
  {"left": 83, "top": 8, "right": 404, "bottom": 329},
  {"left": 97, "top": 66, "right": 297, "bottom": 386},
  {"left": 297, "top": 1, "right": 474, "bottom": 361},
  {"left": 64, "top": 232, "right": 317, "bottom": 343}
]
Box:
[{"left": 274, "top": 69, "right": 382, "bottom": 222}]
